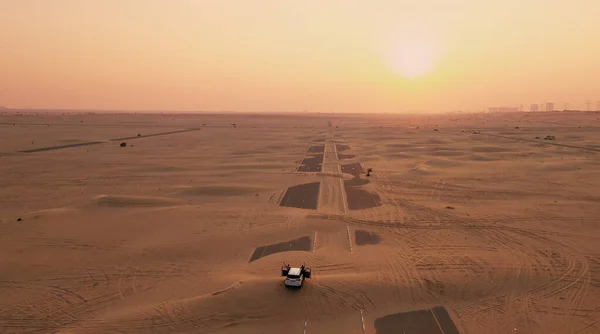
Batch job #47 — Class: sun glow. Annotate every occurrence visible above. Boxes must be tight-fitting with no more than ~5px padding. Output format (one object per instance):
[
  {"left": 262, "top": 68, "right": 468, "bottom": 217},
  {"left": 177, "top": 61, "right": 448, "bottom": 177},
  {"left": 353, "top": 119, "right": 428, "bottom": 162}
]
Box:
[{"left": 386, "top": 32, "right": 442, "bottom": 79}]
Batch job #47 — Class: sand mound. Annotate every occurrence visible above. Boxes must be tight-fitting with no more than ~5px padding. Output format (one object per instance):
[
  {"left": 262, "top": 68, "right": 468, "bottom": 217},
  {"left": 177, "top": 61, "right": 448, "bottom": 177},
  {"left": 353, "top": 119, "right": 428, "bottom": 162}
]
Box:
[
  {"left": 536, "top": 162, "right": 581, "bottom": 172},
  {"left": 424, "top": 159, "right": 461, "bottom": 168},
  {"left": 462, "top": 154, "right": 496, "bottom": 161},
  {"left": 178, "top": 185, "right": 265, "bottom": 197},
  {"left": 387, "top": 143, "right": 413, "bottom": 149},
  {"left": 135, "top": 165, "right": 188, "bottom": 173},
  {"left": 425, "top": 138, "right": 450, "bottom": 145},
  {"left": 211, "top": 281, "right": 243, "bottom": 296},
  {"left": 265, "top": 144, "right": 289, "bottom": 150},
  {"left": 345, "top": 175, "right": 370, "bottom": 186},
  {"left": 407, "top": 165, "right": 434, "bottom": 175},
  {"left": 355, "top": 230, "right": 382, "bottom": 245},
  {"left": 370, "top": 136, "right": 399, "bottom": 141},
  {"left": 386, "top": 153, "right": 414, "bottom": 159},
  {"left": 217, "top": 163, "right": 289, "bottom": 170},
  {"left": 430, "top": 150, "right": 466, "bottom": 157},
  {"left": 96, "top": 195, "right": 183, "bottom": 207},
  {"left": 471, "top": 146, "right": 514, "bottom": 153},
  {"left": 230, "top": 149, "right": 267, "bottom": 156},
  {"left": 27, "top": 207, "right": 79, "bottom": 218},
  {"left": 401, "top": 146, "right": 429, "bottom": 152}
]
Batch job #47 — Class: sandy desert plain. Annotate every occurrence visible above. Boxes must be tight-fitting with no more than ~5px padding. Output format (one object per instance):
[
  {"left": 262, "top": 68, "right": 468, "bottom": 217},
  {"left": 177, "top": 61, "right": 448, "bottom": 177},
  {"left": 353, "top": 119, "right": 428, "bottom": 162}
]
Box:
[{"left": 1, "top": 110, "right": 600, "bottom": 334}]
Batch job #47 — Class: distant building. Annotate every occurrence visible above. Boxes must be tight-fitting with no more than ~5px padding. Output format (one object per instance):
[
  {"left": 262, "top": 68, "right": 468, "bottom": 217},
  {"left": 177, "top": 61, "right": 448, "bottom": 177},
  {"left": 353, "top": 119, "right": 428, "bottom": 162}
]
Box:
[
  {"left": 546, "top": 102, "right": 555, "bottom": 112},
  {"left": 530, "top": 104, "right": 539, "bottom": 112}
]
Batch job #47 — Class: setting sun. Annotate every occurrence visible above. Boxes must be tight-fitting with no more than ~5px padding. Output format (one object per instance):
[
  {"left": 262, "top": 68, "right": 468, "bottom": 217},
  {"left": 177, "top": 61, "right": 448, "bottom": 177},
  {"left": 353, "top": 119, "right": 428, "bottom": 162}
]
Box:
[{"left": 386, "top": 31, "right": 442, "bottom": 79}]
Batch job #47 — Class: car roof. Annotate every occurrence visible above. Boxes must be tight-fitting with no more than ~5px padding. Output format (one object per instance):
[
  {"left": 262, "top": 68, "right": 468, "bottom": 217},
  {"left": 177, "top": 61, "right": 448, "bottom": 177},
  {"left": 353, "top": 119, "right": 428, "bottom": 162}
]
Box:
[{"left": 288, "top": 268, "right": 301, "bottom": 275}]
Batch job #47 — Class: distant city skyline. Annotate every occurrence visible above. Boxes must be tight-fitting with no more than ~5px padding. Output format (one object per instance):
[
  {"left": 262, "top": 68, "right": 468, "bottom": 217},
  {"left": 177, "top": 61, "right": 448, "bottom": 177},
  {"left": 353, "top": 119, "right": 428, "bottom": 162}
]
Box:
[{"left": 3, "top": 98, "right": 600, "bottom": 114}]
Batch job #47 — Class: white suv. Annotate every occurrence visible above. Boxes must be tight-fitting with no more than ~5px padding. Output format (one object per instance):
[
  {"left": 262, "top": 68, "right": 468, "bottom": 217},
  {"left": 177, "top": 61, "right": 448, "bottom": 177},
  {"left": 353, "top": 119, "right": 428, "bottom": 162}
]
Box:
[{"left": 282, "top": 264, "right": 312, "bottom": 287}]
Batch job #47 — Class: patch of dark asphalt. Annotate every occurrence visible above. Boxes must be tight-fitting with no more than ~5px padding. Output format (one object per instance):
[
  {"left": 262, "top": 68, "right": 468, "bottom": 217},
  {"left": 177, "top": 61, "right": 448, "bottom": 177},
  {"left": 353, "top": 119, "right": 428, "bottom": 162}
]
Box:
[
  {"left": 297, "top": 154, "right": 323, "bottom": 172},
  {"left": 337, "top": 154, "right": 355, "bottom": 160},
  {"left": 18, "top": 128, "right": 202, "bottom": 153},
  {"left": 110, "top": 128, "right": 201, "bottom": 141},
  {"left": 345, "top": 175, "right": 370, "bottom": 186},
  {"left": 341, "top": 162, "right": 364, "bottom": 176},
  {"left": 279, "top": 182, "right": 320, "bottom": 209},
  {"left": 344, "top": 183, "right": 382, "bottom": 210},
  {"left": 308, "top": 145, "right": 325, "bottom": 153},
  {"left": 248, "top": 236, "right": 312, "bottom": 262},
  {"left": 19, "top": 141, "right": 104, "bottom": 153},
  {"left": 374, "top": 307, "right": 460, "bottom": 334},
  {"left": 431, "top": 306, "right": 460, "bottom": 334},
  {"left": 336, "top": 144, "right": 350, "bottom": 152}
]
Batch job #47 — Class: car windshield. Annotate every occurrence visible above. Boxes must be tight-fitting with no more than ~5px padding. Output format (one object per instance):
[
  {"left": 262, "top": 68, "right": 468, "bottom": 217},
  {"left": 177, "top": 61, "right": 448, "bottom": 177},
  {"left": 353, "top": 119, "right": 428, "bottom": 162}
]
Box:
[{"left": 287, "top": 274, "right": 300, "bottom": 279}]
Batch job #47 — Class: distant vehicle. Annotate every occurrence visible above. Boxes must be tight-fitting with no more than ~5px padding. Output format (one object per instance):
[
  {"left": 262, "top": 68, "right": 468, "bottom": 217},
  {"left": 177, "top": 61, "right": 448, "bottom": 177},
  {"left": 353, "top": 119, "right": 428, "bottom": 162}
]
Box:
[{"left": 281, "top": 263, "right": 311, "bottom": 287}]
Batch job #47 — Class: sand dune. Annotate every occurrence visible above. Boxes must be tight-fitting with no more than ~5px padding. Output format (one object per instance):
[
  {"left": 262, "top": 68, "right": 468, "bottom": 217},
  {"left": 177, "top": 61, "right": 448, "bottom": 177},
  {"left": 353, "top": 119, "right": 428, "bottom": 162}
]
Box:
[
  {"left": 470, "top": 145, "right": 516, "bottom": 153},
  {"left": 214, "top": 163, "right": 291, "bottom": 170},
  {"left": 429, "top": 150, "right": 467, "bottom": 157},
  {"left": 424, "top": 158, "right": 462, "bottom": 168},
  {"left": 2, "top": 111, "right": 600, "bottom": 334},
  {"left": 384, "top": 152, "right": 414, "bottom": 159},
  {"left": 461, "top": 153, "right": 497, "bottom": 161},
  {"left": 177, "top": 185, "right": 266, "bottom": 197},
  {"left": 95, "top": 195, "right": 185, "bottom": 207}
]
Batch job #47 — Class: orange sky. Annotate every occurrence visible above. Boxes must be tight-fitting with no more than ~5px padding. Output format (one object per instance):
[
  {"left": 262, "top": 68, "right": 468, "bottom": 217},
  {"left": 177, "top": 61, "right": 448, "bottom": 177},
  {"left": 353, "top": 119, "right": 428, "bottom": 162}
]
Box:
[{"left": 1, "top": 1, "right": 599, "bottom": 113}]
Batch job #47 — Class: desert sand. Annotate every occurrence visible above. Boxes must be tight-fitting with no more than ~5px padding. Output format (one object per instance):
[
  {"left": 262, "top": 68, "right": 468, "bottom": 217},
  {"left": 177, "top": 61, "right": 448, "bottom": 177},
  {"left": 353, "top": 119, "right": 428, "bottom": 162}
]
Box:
[{"left": 1, "top": 110, "right": 600, "bottom": 333}]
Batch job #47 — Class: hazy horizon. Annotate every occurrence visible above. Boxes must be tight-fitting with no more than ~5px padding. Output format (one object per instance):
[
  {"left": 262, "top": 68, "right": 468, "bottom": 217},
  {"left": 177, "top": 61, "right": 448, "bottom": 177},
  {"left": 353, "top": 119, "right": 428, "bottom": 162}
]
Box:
[{"left": 2, "top": 1, "right": 600, "bottom": 113}]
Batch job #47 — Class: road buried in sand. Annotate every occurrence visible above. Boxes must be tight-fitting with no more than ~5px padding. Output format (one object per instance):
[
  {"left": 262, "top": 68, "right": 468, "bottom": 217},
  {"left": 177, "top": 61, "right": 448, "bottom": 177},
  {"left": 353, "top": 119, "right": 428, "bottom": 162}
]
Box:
[{"left": 318, "top": 134, "right": 348, "bottom": 214}]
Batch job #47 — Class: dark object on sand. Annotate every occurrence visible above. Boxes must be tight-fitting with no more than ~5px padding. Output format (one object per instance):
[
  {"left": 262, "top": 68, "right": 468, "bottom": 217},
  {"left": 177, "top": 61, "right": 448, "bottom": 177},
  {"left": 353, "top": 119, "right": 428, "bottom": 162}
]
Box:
[
  {"left": 120, "top": 142, "right": 127, "bottom": 147},
  {"left": 434, "top": 128, "right": 439, "bottom": 131},
  {"left": 366, "top": 168, "right": 373, "bottom": 176},
  {"left": 535, "top": 136, "right": 540, "bottom": 139},
  {"left": 544, "top": 135, "right": 555, "bottom": 140},
  {"left": 17, "top": 217, "right": 22, "bottom": 222},
  {"left": 445, "top": 206, "right": 455, "bottom": 210},
  {"left": 137, "top": 133, "right": 141, "bottom": 137},
  {"left": 515, "top": 126, "right": 520, "bottom": 129}
]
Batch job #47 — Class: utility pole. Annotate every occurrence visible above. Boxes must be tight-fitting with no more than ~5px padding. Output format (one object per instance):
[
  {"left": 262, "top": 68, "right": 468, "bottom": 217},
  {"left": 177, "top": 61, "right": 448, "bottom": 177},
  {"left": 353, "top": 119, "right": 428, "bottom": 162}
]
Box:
[{"left": 586, "top": 100, "right": 592, "bottom": 111}]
